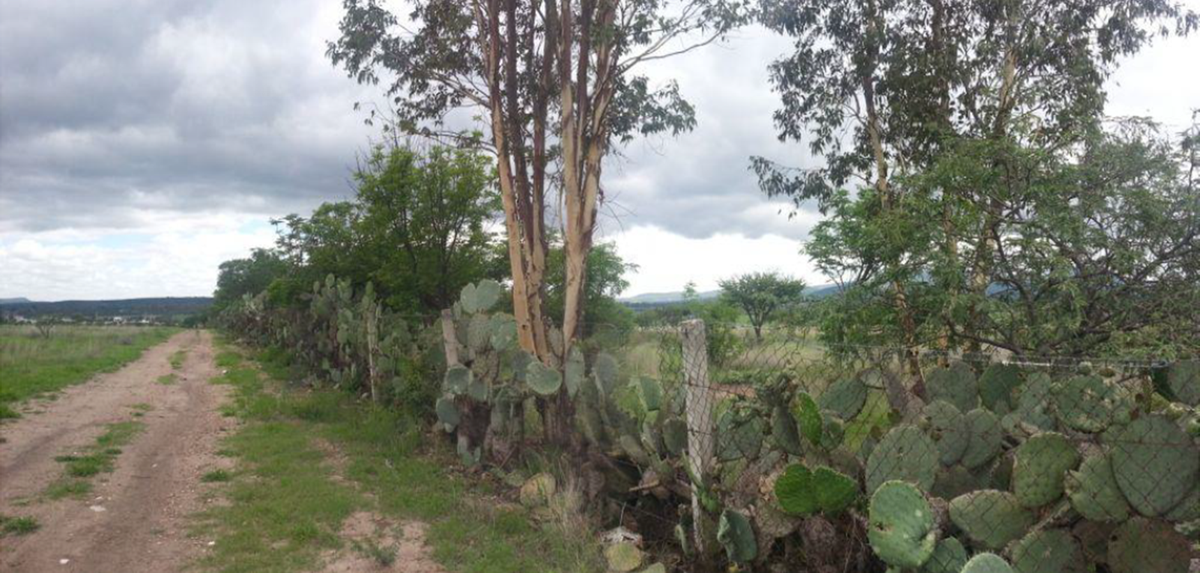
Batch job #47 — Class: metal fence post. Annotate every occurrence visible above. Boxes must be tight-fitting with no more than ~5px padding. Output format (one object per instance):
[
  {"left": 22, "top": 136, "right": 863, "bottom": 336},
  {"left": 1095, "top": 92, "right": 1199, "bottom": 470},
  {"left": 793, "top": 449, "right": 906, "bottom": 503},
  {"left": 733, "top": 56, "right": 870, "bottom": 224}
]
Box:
[{"left": 681, "top": 318, "right": 715, "bottom": 558}]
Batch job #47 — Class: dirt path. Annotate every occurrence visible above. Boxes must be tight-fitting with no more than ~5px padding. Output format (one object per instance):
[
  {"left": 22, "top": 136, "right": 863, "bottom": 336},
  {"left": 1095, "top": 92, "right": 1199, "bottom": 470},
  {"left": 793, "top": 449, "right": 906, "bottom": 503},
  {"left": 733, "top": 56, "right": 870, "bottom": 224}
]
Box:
[{"left": 0, "top": 330, "right": 231, "bottom": 573}]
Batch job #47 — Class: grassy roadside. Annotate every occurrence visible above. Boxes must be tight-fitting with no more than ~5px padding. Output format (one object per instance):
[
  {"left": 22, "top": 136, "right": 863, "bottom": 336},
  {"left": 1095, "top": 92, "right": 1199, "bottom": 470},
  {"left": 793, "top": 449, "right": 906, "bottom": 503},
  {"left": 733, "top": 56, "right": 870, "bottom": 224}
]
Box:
[
  {"left": 195, "top": 338, "right": 604, "bottom": 573},
  {"left": 0, "top": 325, "right": 179, "bottom": 418}
]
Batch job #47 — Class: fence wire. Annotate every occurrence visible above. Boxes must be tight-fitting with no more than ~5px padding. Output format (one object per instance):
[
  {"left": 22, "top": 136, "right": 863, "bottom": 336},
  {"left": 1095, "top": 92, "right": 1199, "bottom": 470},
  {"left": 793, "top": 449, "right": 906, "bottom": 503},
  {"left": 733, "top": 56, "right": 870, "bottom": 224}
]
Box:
[{"left": 651, "top": 319, "right": 1199, "bottom": 572}]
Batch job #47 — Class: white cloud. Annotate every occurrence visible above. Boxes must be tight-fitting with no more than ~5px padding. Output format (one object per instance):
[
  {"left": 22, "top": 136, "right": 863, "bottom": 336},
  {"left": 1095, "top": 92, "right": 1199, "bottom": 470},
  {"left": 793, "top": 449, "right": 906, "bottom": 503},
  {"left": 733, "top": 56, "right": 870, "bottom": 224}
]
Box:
[
  {"left": 610, "top": 225, "right": 826, "bottom": 296},
  {"left": 0, "top": 214, "right": 276, "bottom": 300}
]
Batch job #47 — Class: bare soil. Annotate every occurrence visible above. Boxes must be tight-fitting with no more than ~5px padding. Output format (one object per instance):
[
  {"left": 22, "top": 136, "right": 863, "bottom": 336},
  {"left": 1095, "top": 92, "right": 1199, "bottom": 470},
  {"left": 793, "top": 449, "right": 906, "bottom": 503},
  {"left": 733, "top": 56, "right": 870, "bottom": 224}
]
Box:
[{"left": 0, "top": 330, "right": 232, "bottom": 572}]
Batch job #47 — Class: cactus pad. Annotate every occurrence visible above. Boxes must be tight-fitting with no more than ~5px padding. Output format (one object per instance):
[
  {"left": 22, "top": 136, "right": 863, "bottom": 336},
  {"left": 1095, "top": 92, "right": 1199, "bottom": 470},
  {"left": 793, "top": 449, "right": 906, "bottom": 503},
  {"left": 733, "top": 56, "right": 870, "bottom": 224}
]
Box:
[
  {"left": 435, "top": 397, "right": 459, "bottom": 430},
  {"left": 637, "top": 376, "right": 663, "bottom": 412},
  {"left": 818, "top": 377, "right": 868, "bottom": 420},
  {"left": 866, "top": 424, "right": 939, "bottom": 493},
  {"left": 1065, "top": 454, "right": 1131, "bottom": 522},
  {"left": 919, "top": 537, "right": 968, "bottom": 573},
  {"left": 1009, "top": 529, "right": 1085, "bottom": 573},
  {"left": 1109, "top": 414, "right": 1199, "bottom": 516},
  {"left": 1161, "top": 359, "right": 1200, "bottom": 405},
  {"left": 794, "top": 391, "right": 823, "bottom": 445},
  {"left": 867, "top": 481, "right": 937, "bottom": 568},
  {"left": 489, "top": 314, "right": 517, "bottom": 351},
  {"left": 959, "top": 408, "right": 1003, "bottom": 469},
  {"left": 444, "top": 365, "right": 471, "bottom": 395},
  {"left": 960, "top": 553, "right": 1014, "bottom": 573},
  {"left": 1107, "top": 517, "right": 1191, "bottom": 573},
  {"left": 716, "top": 509, "right": 757, "bottom": 563},
  {"left": 563, "top": 347, "right": 584, "bottom": 397},
  {"left": 1054, "top": 375, "right": 1131, "bottom": 433},
  {"left": 771, "top": 404, "right": 803, "bottom": 455},
  {"left": 716, "top": 411, "right": 765, "bottom": 461},
  {"left": 774, "top": 463, "right": 858, "bottom": 516},
  {"left": 603, "top": 541, "right": 644, "bottom": 572},
  {"left": 948, "top": 490, "right": 1035, "bottom": 550},
  {"left": 1012, "top": 432, "right": 1080, "bottom": 508},
  {"left": 593, "top": 352, "right": 619, "bottom": 395},
  {"left": 978, "top": 364, "right": 1023, "bottom": 413},
  {"left": 923, "top": 400, "right": 968, "bottom": 465},
  {"left": 525, "top": 360, "right": 562, "bottom": 396},
  {"left": 926, "top": 362, "right": 979, "bottom": 412}
]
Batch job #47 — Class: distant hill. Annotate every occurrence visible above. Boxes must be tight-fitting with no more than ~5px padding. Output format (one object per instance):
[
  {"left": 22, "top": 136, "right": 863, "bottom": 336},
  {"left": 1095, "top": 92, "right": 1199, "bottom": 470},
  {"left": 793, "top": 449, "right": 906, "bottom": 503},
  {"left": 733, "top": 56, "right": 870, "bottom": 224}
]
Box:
[
  {"left": 620, "top": 283, "right": 840, "bottom": 306},
  {"left": 0, "top": 297, "right": 31, "bottom": 304},
  {"left": 620, "top": 290, "right": 721, "bottom": 304},
  {"left": 0, "top": 297, "right": 213, "bottom": 320}
]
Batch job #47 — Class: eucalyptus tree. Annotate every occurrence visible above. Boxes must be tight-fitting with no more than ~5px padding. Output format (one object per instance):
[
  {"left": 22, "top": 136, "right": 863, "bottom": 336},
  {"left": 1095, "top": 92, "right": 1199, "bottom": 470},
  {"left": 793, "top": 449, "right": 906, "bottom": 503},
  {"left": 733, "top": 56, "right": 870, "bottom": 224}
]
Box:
[
  {"left": 328, "top": 0, "right": 747, "bottom": 362},
  {"left": 755, "top": 0, "right": 1195, "bottom": 362}
]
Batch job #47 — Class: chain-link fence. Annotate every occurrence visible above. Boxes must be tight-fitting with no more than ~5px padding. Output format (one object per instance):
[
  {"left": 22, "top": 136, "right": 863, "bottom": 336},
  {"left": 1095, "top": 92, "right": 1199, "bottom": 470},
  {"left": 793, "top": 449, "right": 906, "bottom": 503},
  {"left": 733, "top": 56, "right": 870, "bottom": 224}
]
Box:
[{"left": 653, "top": 318, "right": 1199, "bottom": 572}]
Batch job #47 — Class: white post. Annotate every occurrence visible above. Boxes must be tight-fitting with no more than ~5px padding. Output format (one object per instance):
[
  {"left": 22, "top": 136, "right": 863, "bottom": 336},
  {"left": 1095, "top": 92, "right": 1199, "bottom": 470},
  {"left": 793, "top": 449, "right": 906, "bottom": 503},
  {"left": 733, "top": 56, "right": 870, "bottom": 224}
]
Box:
[{"left": 681, "top": 318, "right": 715, "bottom": 559}]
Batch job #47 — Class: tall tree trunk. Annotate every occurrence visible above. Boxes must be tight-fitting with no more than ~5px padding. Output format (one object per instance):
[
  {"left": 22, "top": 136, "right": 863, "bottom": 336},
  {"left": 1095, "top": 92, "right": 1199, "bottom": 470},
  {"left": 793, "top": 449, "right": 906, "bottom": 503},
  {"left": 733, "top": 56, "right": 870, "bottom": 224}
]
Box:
[{"left": 862, "top": 1, "right": 924, "bottom": 388}]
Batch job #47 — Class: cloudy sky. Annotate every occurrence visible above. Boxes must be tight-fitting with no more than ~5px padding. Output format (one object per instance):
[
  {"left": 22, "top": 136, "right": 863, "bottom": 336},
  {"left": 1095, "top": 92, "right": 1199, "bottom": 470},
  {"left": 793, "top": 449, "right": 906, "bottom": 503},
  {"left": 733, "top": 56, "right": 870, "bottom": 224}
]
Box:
[{"left": 1, "top": 0, "right": 1197, "bottom": 301}]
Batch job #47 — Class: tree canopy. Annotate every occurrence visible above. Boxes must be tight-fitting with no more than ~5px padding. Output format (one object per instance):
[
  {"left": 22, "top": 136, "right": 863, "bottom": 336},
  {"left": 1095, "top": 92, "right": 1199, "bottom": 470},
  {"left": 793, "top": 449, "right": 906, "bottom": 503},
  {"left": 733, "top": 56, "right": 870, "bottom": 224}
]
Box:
[{"left": 719, "top": 271, "right": 806, "bottom": 340}]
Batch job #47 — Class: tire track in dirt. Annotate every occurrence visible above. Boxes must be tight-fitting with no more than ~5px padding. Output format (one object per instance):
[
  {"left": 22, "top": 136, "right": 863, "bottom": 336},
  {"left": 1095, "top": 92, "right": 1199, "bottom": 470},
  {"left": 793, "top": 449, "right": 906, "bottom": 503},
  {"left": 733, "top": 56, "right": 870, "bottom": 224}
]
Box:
[{"left": 0, "top": 330, "right": 232, "bottom": 572}]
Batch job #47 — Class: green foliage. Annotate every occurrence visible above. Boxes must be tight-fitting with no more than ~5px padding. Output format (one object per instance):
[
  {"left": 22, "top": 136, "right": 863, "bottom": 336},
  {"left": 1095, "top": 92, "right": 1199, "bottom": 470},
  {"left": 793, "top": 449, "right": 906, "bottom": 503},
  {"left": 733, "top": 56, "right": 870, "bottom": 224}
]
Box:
[
  {"left": 716, "top": 509, "right": 757, "bottom": 563},
  {"left": 717, "top": 271, "right": 805, "bottom": 340},
  {"left": 949, "top": 490, "right": 1034, "bottom": 550},
  {"left": 774, "top": 463, "right": 858, "bottom": 516},
  {"left": 867, "top": 481, "right": 936, "bottom": 568},
  {"left": 1109, "top": 415, "right": 1199, "bottom": 516}
]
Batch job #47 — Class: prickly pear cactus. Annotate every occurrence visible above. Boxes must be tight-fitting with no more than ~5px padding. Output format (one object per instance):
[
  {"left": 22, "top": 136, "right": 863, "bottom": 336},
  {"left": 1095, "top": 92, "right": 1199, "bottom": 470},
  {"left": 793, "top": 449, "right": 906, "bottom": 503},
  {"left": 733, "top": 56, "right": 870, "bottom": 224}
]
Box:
[
  {"left": 1109, "top": 414, "right": 1199, "bottom": 516},
  {"left": 1009, "top": 529, "right": 1085, "bottom": 573},
  {"left": 961, "top": 408, "right": 1004, "bottom": 469},
  {"left": 1012, "top": 432, "right": 1080, "bottom": 508},
  {"left": 867, "top": 481, "right": 936, "bottom": 569},
  {"left": 818, "top": 377, "right": 867, "bottom": 421},
  {"left": 866, "top": 424, "right": 939, "bottom": 493},
  {"left": 1165, "top": 359, "right": 1200, "bottom": 406},
  {"left": 525, "top": 359, "right": 562, "bottom": 396},
  {"left": 1065, "top": 454, "right": 1131, "bottom": 522},
  {"left": 716, "top": 509, "right": 757, "bottom": 563},
  {"left": 716, "top": 410, "right": 765, "bottom": 461},
  {"left": 1107, "top": 517, "right": 1192, "bottom": 573},
  {"left": 444, "top": 365, "right": 471, "bottom": 394},
  {"left": 919, "top": 537, "right": 968, "bottom": 573},
  {"left": 1053, "top": 375, "right": 1131, "bottom": 433},
  {"left": 978, "top": 363, "right": 1022, "bottom": 413},
  {"left": 771, "top": 404, "right": 803, "bottom": 455},
  {"left": 960, "top": 553, "right": 1014, "bottom": 573},
  {"left": 923, "top": 400, "right": 968, "bottom": 465},
  {"left": 948, "top": 490, "right": 1035, "bottom": 550},
  {"left": 794, "top": 391, "right": 823, "bottom": 445},
  {"left": 1007, "top": 373, "right": 1057, "bottom": 432},
  {"left": 774, "top": 463, "right": 858, "bottom": 516},
  {"left": 436, "top": 397, "right": 460, "bottom": 430},
  {"left": 926, "top": 362, "right": 979, "bottom": 412}
]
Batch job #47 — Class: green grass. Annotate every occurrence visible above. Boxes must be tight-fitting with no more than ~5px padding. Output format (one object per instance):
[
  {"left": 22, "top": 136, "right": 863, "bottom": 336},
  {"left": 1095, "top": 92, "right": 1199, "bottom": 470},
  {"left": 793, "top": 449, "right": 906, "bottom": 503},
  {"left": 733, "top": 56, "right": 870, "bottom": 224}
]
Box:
[
  {"left": 0, "top": 325, "right": 178, "bottom": 415},
  {"left": 194, "top": 340, "right": 604, "bottom": 573},
  {"left": 0, "top": 514, "right": 40, "bottom": 536},
  {"left": 170, "top": 349, "right": 188, "bottom": 369},
  {"left": 201, "top": 469, "right": 233, "bottom": 483},
  {"left": 157, "top": 373, "right": 178, "bottom": 385},
  {"left": 45, "top": 420, "right": 144, "bottom": 498}
]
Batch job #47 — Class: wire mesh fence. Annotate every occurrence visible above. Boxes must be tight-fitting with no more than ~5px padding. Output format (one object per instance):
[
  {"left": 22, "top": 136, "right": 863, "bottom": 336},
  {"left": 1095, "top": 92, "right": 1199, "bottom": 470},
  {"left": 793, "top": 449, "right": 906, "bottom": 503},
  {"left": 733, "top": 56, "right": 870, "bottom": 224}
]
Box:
[{"left": 658, "top": 318, "right": 1199, "bottom": 572}]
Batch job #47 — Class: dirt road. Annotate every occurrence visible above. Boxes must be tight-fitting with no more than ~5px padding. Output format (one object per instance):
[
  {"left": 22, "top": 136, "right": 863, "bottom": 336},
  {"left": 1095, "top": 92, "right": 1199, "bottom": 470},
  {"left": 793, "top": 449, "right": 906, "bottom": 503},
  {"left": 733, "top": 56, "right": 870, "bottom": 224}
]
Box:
[{"left": 0, "top": 330, "right": 231, "bottom": 573}]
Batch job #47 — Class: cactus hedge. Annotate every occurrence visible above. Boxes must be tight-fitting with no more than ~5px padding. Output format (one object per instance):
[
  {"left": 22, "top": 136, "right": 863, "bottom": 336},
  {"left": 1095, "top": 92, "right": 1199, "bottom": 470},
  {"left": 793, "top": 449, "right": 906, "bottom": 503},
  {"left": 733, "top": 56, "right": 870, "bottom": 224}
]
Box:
[{"left": 221, "top": 279, "right": 1200, "bottom": 572}]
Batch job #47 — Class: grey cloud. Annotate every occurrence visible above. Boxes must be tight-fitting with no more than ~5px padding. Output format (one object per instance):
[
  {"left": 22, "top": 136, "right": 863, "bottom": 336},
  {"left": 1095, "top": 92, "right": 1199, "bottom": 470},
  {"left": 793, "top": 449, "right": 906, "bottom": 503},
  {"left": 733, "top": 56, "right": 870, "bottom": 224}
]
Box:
[
  {"left": 0, "top": 1, "right": 820, "bottom": 240},
  {"left": 0, "top": 0, "right": 376, "bottom": 233}
]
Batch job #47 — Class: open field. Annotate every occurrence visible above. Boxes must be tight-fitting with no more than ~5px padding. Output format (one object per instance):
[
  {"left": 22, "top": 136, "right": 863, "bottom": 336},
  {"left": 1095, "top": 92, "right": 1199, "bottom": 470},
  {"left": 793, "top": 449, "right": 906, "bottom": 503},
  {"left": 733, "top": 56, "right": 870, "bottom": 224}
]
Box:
[{"left": 0, "top": 325, "right": 179, "bottom": 417}]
